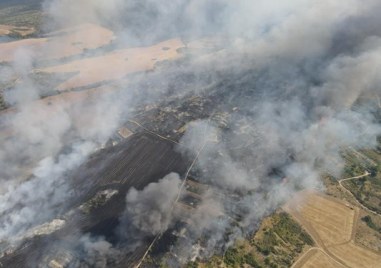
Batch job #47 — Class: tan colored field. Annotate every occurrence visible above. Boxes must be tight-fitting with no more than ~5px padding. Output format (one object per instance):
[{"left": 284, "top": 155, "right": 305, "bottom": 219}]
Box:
[
  {"left": 287, "top": 192, "right": 381, "bottom": 268},
  {"left": 0, "top": 23, "right": 114, "bottom": 62},
  {"left": 186, "top": 36, "right": 224, "bottom": 50},
  {"left": 329, "top": 242, "right": 381, "bottom": 268},
  {"left": 43, "top": 23, "right": 114, "bottom": 59},
  {"left": 299, "top": 249, "right": 345, "bottom": 268},
  {"left": 0, "top": 24, "right": 35, "bottom": 37},
  {"left": 40, "top": 38, "right": 185, "bottom": 91},
  {"left": 0, "top": 37, "right": 47, "bottom": 62},
  {"left": 293, "top": 193, "right": 355, "bottom": 246},
  {"left": 0, "top": 37, "right": 184, "bottom": 139},
  {"left": 0, "top": 24, "right": 13, "bottom": 35}
]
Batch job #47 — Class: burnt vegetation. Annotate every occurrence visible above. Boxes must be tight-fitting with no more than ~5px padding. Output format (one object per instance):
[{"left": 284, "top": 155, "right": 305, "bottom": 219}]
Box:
[{"left": 187, "top": 212, "right": 314, "bottom": 268}]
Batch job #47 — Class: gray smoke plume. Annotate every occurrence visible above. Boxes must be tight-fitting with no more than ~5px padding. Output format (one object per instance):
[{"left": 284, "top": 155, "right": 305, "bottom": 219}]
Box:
[
  {"left": 124, "top": 173, "right": 181, "bottom": 236},
  {"left": 118, "top": 173, "right": 181, "bottom": 251},
  {"left": 77, "top": 234, "right": 120, "bottom": 268}
]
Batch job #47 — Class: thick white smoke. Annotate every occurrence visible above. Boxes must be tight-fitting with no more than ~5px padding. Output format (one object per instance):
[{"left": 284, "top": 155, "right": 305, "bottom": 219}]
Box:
[{"left": 123, "top": 173, "right": 181, "bottom": 236}]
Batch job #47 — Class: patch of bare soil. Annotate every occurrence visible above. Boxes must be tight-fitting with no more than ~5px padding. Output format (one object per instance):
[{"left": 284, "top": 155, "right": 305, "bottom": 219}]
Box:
[
  {"left": 0, "top": 23, "right": 114, "bottom": 62},
  {"left": 40, "top": 38, "right": 185, "bottom": 91}
]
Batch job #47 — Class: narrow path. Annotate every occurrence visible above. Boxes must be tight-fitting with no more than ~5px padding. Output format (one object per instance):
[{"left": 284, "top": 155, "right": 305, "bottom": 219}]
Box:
[
  {"left": 285, "top": 204, "right": 350, "bottom": 268},
  {"left": 338, "top": 171, "right": 381, "bottom": 216},
  {"left": 292, "top": 247, "right": 346, "bottom": 268},
  {"left": 134, "top": 123, "right": 211, "bottom": 268},
  {"left": 134, "top": 235, "right": 161, "bottom": 268},
  {"left": 128, "top": 119, "right": 180, "bottom": 145},
  {"left": 338, "top": 171, "right": 370, "bottom": 184}
]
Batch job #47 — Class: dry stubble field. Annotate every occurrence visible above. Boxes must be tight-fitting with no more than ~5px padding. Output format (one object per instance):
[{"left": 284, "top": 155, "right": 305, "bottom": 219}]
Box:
[{"left": 287, "top": 191, "right": 381, "bottom": 268}]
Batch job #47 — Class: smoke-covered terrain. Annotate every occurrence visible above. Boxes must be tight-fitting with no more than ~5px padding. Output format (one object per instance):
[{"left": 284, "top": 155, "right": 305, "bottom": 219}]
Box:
[{"left": 1, "top": 0, "right": 381, "bottom": 267}]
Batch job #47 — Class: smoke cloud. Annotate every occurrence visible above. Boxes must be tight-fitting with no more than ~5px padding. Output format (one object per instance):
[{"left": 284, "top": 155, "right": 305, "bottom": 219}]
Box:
[
  {"left": 1, "top": 0, "right": 381, "bottom": 266},
  {"left": 123, "top": 173, "right": 181, "bottom": 236},
  {"left": 118, "top": 173, "right": 181, "bottom": 250}
]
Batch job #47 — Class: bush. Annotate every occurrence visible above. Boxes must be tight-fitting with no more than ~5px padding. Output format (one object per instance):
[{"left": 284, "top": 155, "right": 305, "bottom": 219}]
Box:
[
  {"left": 361, "top": 215, "right": 381, "bottom": 233},
  {"left": 224, "top": 248, "right": 244, "bottom": 266},
  {"left": 244, "top": 254, "right": 261, "bottom": 268},
  {"left": 186, "top": 261, "right": 198, "bottom": 268}
]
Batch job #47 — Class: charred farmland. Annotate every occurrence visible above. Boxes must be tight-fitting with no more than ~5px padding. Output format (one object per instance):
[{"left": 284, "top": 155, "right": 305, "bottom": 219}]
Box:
[
  {"left": 2, "top": 53, "right": 381, "bottom": 266},
  {"left": 0, "top": 132, "right": 189, "bottom": 267},
  {"left": 3, "top": 2, "right": 381, "bottom": 264},
  {"left": 0, "top": 61, "right": 312, "bottom": 267}
]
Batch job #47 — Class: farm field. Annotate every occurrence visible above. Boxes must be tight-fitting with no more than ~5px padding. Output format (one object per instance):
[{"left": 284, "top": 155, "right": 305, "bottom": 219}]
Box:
[
  {"left": 289, "top": 192, "right": 356, "bottom": 247},
  {"left": 0, "top": 23, "right": 114, "bottom": 62},
  {"left": 297, "top": 249, "right": 345, "bottom": 268},
  {"left": 40, "top": 38, "right": 185, "bottom": 91},
  {"left": 0, "top": 24, "right": 35, "bottom": 37},
  {"left": 0, "top": 0, "right": 42, "bottom": 31},
  {"left": 322, "top": 147, "right": 381, "bottom": 252},
  {"left": 329, "top": 242, "right": 381, "bottom": 268},
  {"left": 286, "top": 192, "right": 381, "bottom": 268}
]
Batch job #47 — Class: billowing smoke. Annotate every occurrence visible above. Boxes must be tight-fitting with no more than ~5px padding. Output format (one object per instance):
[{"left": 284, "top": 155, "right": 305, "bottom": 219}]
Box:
[
  {"left": 0, "top": 142, "right": 95, "bottom": 241},
  {"left": 1, "top": 0, "right": 381, "bottom": 266},
  {"left": 118, "top": 173, "right": 181, "bottom": 250},
  {"left": 123, "top": 173, "right": 181, "bottom": 236},
  {"left": 77, "top": 234, "right": 120, "bottom": 268}
]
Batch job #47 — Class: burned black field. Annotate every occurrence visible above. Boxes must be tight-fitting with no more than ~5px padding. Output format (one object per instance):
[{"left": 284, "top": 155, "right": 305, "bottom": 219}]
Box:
[
  {"left": 0, "top": 62, "right": 361, "bottom": 266},
  {"left": 0, "top": 131, "right": 191, "bottom": 267},
  {"left": 0, "top": 67, "right": 272, "bottom": 267}
]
